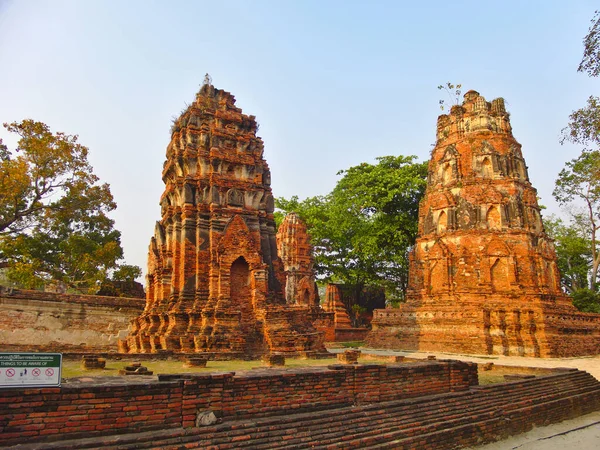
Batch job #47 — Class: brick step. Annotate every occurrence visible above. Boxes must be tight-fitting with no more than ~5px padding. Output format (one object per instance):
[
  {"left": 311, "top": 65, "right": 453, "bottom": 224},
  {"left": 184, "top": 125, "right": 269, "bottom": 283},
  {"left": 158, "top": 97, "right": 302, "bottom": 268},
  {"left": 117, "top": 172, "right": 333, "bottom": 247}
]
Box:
[
  {"left": 367, "top": 416, "right": 508, "bottom": 450},
  {"left": 176, "top": 393, "right": 483, "bottom": 449},
  {"left": 115, "top": 377, "right": 600, "bottom": 450},
  {"left": 9, "top": 372, "right": 600, "bottom": 450},
  {"left": 247, "top": 378, "right": 600, "bottom": 450},
  {"left": 322, "top": 409, "right": 504, "bottom": 450},
  {"left": 367, "top": 390, "right": 600, "bottom": 450},
  {"left": 177, "top": 386, "right": 562, "bottom": 450},
  {"left": 278, "top": 392, "right": 553, "bottom": 449},
  {"left": 261, "top": 402, "right": 504, "bottom": 449},
  {"left": 107, "top": 392, "right": 484, "bottom": 450},
  {"left": 316, "top": 389, "right": 600, "bottom": 450}
]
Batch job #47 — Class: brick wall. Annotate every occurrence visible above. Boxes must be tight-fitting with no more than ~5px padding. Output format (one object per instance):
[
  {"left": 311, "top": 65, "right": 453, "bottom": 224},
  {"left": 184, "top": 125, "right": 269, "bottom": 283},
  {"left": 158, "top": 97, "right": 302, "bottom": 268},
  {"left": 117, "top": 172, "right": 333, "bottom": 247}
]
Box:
[
  {"left": 0, "top": 288, "right": 145, "bottom": 353},
  {"left": 0, "top": 360, "right": 477, "bottom": 446}
]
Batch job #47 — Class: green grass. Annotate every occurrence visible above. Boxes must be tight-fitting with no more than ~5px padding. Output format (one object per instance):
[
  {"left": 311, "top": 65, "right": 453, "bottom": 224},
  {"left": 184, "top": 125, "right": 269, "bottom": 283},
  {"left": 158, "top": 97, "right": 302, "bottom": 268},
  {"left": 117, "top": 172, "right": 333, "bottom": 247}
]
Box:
[
  {"left": 61, "top": 357, "right": 341, "bottom": 378},
  {"left": 62, "top": 356, "right": 511, "bottom": 385},
  {"left": 329, "top": 341, "right": 364, "bottom": 348}
]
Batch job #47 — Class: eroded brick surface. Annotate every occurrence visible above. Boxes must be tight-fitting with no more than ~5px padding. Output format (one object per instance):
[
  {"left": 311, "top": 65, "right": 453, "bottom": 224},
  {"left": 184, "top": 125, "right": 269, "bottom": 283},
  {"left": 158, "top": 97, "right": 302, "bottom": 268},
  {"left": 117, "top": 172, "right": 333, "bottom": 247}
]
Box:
[
  {"left": 367, "top": 90, "right": 600, "bottom": 357},
  {"left": 0, "top": 289, "right": 144, "bottom": 353},
  {"left": 276, "top": 212, "right": 320, "bottom": 307},
  {"left": 121, "top": 79, "right": 330, "bottom": 358}
]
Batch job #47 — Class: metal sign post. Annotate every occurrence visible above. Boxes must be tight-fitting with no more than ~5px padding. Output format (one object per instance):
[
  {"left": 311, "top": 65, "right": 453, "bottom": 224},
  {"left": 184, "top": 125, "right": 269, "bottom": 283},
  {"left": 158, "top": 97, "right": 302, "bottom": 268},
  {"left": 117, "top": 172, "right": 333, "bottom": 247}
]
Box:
[{"left": 0, "top": 353, "right": 62, "bottom": 388}]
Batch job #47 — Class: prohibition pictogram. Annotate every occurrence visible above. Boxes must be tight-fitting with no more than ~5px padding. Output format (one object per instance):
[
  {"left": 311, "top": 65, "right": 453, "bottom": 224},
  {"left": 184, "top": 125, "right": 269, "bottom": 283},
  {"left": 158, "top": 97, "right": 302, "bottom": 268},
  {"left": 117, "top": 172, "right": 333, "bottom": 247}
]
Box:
[
  {"left": 6, "top": 368, "right": 15, "bottom": 377},
  {"left": 45, "top": 368, "right": 54, "bottom": 377},
  {"left": 32, "top": 368, "right": 41, "bottom": 377}
]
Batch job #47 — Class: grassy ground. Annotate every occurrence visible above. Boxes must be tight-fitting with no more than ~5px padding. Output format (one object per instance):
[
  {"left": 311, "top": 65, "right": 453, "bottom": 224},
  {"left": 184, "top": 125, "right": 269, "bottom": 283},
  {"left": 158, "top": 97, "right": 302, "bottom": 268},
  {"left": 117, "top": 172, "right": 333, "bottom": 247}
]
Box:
[
  {"left": 61, "top": 357, "right": 338, "bottom": 378},
  {"left": 62, "top": 356, "right": 511, "bottom": 384}
]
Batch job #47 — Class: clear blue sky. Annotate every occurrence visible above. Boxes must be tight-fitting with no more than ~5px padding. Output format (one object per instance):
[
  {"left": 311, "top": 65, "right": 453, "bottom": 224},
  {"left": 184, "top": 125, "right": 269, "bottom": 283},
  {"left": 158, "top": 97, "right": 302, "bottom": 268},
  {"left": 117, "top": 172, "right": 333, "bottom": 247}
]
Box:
[{"left": 0, "top": 0, "right": 597, "bottom": 280}]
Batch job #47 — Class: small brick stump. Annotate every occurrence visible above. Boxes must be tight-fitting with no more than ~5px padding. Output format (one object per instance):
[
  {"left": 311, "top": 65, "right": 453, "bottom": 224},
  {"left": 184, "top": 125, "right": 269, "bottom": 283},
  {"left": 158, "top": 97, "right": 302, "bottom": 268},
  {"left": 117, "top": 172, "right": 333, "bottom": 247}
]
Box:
[
  {"left": 118, "top": 362, "right": 153, "bottom": 376},
  {"left": 81, "top": 355, "right": 106, "bottom": 370},
  {"left": 262, "top": 354, "right": 286, "bottom": 367},
  {"left": 337, "top": 350, "right": 361, "bottom": 364},
  {"left": 183, "top": 355, "right": 209, "bottom": 368}
]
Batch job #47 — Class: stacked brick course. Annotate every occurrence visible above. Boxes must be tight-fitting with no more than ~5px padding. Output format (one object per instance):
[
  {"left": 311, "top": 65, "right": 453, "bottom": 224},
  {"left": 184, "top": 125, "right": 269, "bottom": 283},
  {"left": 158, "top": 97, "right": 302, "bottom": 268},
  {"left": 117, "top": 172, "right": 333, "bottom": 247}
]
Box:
[
  {"left": 120, "top": 78, "right": 330, "bottom": 357},
  {"left": 3, "top": 364, "right": 600, "bottom": 449},
  {"left": 0, "top": 288, "right": 144, "bottom": 353},
  {"left": 367, "top": 90, "right": 600, "bottom": 357},
  {"left": 0, "top": 360, "right": 476, "bottom": 446}
]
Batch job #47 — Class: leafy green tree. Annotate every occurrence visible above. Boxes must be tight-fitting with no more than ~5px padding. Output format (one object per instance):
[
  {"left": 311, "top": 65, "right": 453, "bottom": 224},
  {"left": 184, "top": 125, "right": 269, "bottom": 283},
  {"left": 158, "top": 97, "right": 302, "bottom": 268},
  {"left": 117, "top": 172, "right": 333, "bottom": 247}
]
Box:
[
  {"left": 571, "top": 288, "right": 600, "bottom": 314},
  {"left": 544, "top": 214, "right": 592, "bottom": 293},
  {"left": 0, "top": 120, "right": 141, "bottom": 292},
  {"left": 276, "top": 155, "right": 428, "bottom": 301},
  {"left": 553, "top": 150, "right": 600, "bottom": 290}
]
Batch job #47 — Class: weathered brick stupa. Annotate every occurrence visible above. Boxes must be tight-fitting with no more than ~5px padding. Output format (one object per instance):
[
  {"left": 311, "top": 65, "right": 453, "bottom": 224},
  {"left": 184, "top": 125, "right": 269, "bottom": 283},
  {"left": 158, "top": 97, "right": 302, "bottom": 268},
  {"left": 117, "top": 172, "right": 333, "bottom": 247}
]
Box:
[
  {"left": 367, "top": 90, "right": 600, "bottom": 357},
  {"left": 276, "top": 212, "right": 320, "bottom": 307},
  {"left": 120, "top": 77, "right": 329, "bottom": 358}
]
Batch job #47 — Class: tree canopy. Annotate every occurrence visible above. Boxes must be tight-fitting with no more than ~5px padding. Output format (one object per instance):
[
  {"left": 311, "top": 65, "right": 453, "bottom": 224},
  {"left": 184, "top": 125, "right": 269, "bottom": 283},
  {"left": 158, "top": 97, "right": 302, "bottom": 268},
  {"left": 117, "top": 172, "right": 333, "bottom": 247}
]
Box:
[
  {"left": 549, "top": 10, "right": 600, "bottom": 312},
  {"left": 0, "top": 120, "right": 141, "bottom": 292},
  {"left": 544, "top": 214, "right": 592, "bottom": 294},
  {"left": 553, "top": 150, "right": 600, "bottom": 290},
  {"left": 578, "top": 10, "right": 600, "bottom": 77},
  {"left": 276, "top": 155, "right": 428, "bottom": 302}
]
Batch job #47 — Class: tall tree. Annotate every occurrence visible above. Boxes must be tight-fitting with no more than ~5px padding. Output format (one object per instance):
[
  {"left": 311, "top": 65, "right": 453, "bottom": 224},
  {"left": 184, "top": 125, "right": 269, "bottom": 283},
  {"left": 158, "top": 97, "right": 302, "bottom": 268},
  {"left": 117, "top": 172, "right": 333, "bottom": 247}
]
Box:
[
  {"left": 0, "top": 120, "right": 140, "bottom": 292},
  {"left": 553, "top": 150, "right": 600, "bottom": 290},
  {"left": 276, "top": 155, "right": 428, "bottom": 301},
  {"left": 551, "top": 10, "right": 600, "bottom": 295},
  {"left": 544, "top": 214, "right": 592, "bottom": 293}
]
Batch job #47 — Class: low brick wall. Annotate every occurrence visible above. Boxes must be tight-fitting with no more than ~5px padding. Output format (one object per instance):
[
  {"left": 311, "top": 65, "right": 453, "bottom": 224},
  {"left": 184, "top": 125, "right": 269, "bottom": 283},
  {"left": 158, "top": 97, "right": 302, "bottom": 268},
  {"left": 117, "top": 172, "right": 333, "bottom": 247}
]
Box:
[
  {"left": 334, "top": 327, "right": 369, "bottom": 342},
  {"left": 0, "top": 360, "right": 476, "bottom": 446},
  {"left": 0, "top": 288, "right": 145, "bottom": 353}
]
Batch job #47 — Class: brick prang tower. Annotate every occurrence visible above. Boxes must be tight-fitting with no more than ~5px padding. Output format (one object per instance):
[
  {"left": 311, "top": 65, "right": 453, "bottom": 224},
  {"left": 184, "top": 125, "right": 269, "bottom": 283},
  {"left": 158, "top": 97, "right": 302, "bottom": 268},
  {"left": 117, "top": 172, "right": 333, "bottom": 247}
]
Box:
[
  {"left": 367, "top": 90, "right": 600, "bottom": 357},
  {"left": 276, "top": 212, "right": 320, "bottom": 307},
  {"left": 121, "top": 78, "right": 328, "bottom": 358}
]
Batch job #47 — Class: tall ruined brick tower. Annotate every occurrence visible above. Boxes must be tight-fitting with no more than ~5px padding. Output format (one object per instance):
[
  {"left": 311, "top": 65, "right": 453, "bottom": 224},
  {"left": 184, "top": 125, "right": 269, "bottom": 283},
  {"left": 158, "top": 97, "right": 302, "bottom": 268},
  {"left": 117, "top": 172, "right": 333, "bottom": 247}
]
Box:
[
  {"left": 367, "top": 90, "right": 600, "bottom": 357},
  {"left": 120, "top": 77, "right": 329, "bottom": 357},
  {"left": 276, "top": 213, "right": 320, "bottom": 307}
]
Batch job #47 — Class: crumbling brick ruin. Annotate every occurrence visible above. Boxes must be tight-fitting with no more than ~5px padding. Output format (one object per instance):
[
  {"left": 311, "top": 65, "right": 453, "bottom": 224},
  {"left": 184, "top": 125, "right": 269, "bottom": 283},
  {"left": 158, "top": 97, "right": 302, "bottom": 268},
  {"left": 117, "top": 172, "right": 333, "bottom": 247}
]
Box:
[
  {"left": 3, "top": 361, "right": 600, "bottom": 449},
  {"left": 276, "top": 212, "right": 320, "bottom": 307},
  {"left": 367, "top": 90, "right": 600, "bottom": 357},
  {"left": 120, "top": 77, "right": 331, "bottom": 358}
]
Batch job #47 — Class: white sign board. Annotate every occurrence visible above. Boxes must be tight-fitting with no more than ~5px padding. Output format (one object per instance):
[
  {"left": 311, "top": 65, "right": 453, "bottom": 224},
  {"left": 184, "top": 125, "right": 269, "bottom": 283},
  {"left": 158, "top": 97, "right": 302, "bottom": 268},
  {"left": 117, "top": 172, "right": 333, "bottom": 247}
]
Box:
[{"left": 0, "top": 353, "right": 62, "bottom": 388}]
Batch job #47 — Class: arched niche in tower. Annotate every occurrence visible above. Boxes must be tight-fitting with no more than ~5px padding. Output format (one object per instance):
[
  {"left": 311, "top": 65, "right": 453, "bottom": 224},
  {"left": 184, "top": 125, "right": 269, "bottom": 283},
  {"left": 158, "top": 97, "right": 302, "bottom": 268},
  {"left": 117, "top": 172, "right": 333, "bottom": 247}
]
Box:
[
  {"left": 230, "top": 256, "right": 251, "bottom": 303},
  {"left": 486, "top": 205, "right": 501, "bottom": 230},
  {"left": 482, "top": 156, "right": 493, "bottom": 178},
  {"left": 441, "top": 163, "right": 453, "bottom": 185},
  {"left": 437, "top": 145, "right": 460, "bottom": 185},
  {"left": 472, "top": 141, "right": 497, "bottom": 179},
  {"left": 183, "top": 184, "right": 195, "bottom": 205},
  {"left": 486, "top": 238, "right": 513, "bottom": 292},
  {"left": 490, "top": 257, "right": 510, "bottom": 292},
  {"left": 437, "top": 210, "right": 448, "bottom": 233},
  {"left": 427, "top": 240, "right": 451, "bottom": 294}
]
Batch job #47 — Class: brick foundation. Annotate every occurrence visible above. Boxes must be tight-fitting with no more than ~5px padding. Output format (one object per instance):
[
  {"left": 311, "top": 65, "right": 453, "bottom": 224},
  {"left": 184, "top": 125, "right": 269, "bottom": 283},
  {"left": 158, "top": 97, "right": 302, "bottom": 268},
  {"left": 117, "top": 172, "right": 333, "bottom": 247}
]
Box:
[{"left": 0, "top": 360, "right": 475, "bottom": 446}]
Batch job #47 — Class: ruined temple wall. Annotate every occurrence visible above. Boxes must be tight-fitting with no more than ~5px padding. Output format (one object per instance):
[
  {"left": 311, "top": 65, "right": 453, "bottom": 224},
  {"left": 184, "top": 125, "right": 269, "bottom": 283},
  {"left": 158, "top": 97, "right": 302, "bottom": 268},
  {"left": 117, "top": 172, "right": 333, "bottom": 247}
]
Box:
[
  {"left": 368, "top": 298, "right": 600, "bottom": 357},
  {"left": 0, "top": 289, "right": 145, "bottom": 352},
  {"left": 409, "top": 232, "right": 564, "bottom": 297},
  {"left": 0, "top": 360, "right": 476, "bottom": 446}
]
